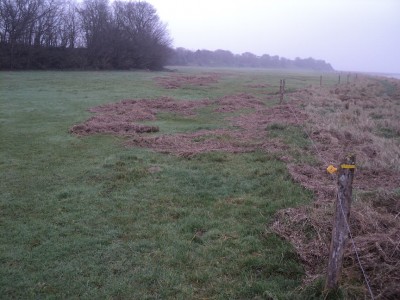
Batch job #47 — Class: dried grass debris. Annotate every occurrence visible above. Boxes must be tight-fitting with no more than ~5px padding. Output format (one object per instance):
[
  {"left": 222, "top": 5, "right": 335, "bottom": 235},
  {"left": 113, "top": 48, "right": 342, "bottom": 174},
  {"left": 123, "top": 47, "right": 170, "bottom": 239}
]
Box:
[
  {"left": 154, "top": 73, "right": 222, "bottom": 89},
  {"left": 69, "top": 76, "right": 400, "bottom": 298}
]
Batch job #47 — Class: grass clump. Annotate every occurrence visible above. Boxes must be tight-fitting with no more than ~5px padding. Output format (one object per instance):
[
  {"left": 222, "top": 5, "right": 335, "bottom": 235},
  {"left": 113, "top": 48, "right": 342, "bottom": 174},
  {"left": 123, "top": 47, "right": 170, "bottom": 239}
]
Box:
[{"left": 267, "top": 124, "right": 310, "bottom": 149}]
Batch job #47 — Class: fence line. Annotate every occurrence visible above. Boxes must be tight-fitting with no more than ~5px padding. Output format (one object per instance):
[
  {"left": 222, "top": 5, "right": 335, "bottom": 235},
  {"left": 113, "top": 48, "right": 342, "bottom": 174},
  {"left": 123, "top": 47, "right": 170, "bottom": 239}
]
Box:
[{"left": 279, "top": 79, "right": 374, "bottom": 298}]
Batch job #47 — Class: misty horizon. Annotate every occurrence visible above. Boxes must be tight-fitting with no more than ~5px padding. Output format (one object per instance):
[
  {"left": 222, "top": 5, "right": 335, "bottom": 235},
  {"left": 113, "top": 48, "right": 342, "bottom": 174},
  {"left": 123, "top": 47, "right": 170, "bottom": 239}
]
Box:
[{"left": 148, "top": 0, "right": 400, "bottom": 74}]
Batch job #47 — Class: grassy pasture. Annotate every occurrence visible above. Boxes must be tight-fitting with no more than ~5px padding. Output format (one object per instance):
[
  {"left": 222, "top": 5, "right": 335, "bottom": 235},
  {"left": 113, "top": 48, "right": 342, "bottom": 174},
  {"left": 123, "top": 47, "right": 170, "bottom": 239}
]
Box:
[{"left": 1, "top": 68, "right": 340, "bottom": 299}]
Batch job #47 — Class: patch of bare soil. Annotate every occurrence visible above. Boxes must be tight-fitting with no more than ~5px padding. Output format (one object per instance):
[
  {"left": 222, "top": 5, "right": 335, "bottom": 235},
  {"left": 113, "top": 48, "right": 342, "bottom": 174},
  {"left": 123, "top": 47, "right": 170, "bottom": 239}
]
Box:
[{"left": 154, "top": 73, "right": 222, "bottom": 89}]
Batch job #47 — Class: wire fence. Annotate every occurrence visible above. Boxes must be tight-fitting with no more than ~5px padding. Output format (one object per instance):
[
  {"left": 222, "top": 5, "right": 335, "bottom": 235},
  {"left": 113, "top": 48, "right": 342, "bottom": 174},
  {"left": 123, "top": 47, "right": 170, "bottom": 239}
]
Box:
[{"left": 281, "top": 80, "right": 374, "bottom": 299}]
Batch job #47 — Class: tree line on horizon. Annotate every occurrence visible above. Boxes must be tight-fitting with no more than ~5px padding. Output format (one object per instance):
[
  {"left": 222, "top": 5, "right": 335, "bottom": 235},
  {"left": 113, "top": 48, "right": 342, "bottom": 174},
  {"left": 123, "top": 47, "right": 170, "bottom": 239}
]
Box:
[
  {"left": 168, "top": 48, "right": 334, "bottom": 71},
  {"left": 0, "top": 0, "right": 334, "bottom": 71}
]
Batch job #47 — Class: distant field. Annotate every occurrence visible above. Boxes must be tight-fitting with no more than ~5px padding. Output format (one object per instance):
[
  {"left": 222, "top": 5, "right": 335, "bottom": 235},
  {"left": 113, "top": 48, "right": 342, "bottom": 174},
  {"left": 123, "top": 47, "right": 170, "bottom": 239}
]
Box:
[{"left": 1, "top": 68, "right": 398, "bottom": 299}]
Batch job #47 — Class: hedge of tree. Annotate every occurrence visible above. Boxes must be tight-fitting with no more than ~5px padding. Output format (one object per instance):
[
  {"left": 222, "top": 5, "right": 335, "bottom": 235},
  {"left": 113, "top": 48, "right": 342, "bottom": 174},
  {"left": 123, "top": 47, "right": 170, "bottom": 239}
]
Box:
[
  {"left": 168, "top": 48, "right": 334, "bottom": 71},
  {"left": 0, "top": 0, "right": 334, "bottom": 71},
  {"left": 0, "top": 0, "right": 171, "bottom": 70}
]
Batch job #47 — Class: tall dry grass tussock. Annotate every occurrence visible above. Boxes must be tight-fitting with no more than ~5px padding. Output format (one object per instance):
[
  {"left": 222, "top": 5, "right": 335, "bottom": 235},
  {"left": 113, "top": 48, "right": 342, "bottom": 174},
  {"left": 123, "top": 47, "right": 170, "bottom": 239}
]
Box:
[{"left": 272, "top": 76, "right": 400, "bottom": 299}]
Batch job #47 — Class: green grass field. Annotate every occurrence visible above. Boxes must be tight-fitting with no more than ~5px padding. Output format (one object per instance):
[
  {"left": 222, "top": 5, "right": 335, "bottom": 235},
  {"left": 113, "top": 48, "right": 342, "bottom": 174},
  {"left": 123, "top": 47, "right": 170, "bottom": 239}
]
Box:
[{"left": 0, "top": 68, "right": 338, "bottom": 299}]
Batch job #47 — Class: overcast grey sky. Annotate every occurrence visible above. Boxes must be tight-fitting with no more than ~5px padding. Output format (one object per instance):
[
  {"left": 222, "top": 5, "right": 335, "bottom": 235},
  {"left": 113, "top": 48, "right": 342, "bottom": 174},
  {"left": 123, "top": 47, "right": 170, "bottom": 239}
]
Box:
[{"left": 147, "top": 0, "right": 400, "bottom": 73}]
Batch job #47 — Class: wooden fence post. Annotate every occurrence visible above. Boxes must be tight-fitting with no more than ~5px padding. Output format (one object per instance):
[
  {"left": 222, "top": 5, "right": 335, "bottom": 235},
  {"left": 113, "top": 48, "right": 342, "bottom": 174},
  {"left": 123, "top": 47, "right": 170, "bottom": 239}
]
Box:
[
  {"left": 325, "top": 154, "right": 356, "bottom": 291},
  {"left": 338, "top": 74, "right": 341, "bottom": 84},
  {"left": 279, "top": 79, "right": 285, "bottom": 104},
  {"left": 320, "top": 75, "right": 322, "bottom": 87}
]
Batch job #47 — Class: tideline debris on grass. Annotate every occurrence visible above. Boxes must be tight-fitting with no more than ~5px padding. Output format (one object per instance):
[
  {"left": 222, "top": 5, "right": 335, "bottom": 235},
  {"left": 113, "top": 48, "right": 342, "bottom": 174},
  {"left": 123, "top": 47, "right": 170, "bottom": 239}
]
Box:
[{"left": 70, "top": 75, "right": 400, "bottom": 298}]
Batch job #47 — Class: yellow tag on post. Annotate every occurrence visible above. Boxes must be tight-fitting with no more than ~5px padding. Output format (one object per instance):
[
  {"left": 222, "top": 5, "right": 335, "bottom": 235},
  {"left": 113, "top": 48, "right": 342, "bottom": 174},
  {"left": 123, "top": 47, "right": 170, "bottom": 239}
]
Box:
[
  {"left": 341, "top": 164, "right": 356, "bottom": 169},
  {"left": 327, "top": 165, "right": 338, "bottom": 174}
]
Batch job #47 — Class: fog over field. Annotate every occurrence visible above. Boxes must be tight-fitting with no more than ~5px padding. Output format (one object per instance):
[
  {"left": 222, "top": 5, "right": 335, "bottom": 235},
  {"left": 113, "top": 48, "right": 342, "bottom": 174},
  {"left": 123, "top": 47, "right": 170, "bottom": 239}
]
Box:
[{"left": 148, "top": 0, "right": 400, "bottom": 74}]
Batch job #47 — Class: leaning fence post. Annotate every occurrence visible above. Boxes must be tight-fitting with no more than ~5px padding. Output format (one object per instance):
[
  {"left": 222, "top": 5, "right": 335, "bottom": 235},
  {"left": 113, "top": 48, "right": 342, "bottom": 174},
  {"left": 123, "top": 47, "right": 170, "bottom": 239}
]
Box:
[
  {"left": 325, "top": 154, "right": 356, "bottom": 291},
  {"left": 279, "top": 79, "right": 285, "bottom": 104}
]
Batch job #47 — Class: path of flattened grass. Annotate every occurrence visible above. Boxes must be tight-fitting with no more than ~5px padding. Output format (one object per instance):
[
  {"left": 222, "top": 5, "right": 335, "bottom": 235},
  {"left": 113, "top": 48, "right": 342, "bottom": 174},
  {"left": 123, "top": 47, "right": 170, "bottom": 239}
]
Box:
[{"left": 0, "top": 69, "right": 320, "bottom": 298}]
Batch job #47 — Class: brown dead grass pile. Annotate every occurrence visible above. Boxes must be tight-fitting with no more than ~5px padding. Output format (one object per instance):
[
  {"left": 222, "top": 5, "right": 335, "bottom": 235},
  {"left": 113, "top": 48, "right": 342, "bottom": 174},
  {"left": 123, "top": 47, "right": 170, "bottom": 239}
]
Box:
[
  {"left": 70, "top": 75, "right": 400, "bottom": 297},
  {"left": 69, "top": 97, "right": 211, "bottom": 136},
  {"left": 245, "top": 83, "right": 271, "bottom": 88},
  {"left": 289, "top": 78, "right": 400, "bottom": 190},
  {"left": 214, "top": 93, "right": 265, "bottom": 113},
  {"left": 271, "top": 191, "right": 400, "bottom": 299},
  {"left": 301, "top": 78, "right": 400, "bottom": 172},
  {"left": 70, "top": 92, "right": 306, "bottom": 156},
  {"left": 127, "top": 129, "right": 260, "bottom": 157},
  {"left": 231, "top": 104, "right": 308, "bottom": 131},
  {"left": 154, "top": 73, "right": 222, "bottom": 89},
  {"left": 271, "top": 77, "right": 400, "bottom": 298},
  {"left": 125, "top": 94, "right": 306, "bottom": 156}
]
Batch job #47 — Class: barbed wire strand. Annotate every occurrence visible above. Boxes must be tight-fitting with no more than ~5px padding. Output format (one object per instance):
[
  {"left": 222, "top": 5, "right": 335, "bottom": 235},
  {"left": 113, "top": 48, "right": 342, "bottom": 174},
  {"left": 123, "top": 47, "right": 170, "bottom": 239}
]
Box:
[
  {"left": 338, "top": 191, "right": 375, "bottom": 299},
  {"left": 285, "top": 100, "right": 329, "bottom": 167},
  {"left": 281, "top": 84, "right": 375, "bottom": 299}
]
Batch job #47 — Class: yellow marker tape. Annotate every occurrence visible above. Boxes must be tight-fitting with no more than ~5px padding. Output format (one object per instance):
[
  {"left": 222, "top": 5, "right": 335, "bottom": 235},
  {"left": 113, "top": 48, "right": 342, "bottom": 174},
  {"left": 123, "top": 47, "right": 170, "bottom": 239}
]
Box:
[
  {"left": 327, "top": 165, "right": 338, "bottom": 174},
  {"left": 341, "top": 164, "right": 356, "bottom": 169}
]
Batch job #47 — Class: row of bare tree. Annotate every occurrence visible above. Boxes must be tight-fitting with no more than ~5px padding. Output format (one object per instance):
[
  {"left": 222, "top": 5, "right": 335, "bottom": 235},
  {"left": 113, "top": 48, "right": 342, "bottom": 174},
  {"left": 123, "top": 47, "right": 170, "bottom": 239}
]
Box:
[{"left": 0, "top": 0, "right": 172, "bottom": 69}]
